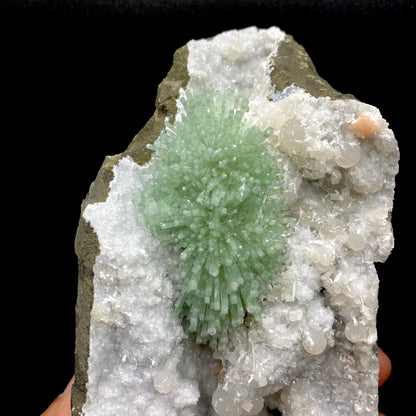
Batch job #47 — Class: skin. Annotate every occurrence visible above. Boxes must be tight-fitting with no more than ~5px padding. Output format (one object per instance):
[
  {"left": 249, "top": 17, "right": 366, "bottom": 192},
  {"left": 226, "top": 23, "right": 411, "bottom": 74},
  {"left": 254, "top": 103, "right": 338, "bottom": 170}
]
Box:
[
  {"left": 378, "top": 347, "right": 393, "bottom": 416},
  {"left": 41, "top": 348, "right": 392, "bottom": 416},
  {"left": 41, "top": 375, "right": 74, "bottom": 416}
]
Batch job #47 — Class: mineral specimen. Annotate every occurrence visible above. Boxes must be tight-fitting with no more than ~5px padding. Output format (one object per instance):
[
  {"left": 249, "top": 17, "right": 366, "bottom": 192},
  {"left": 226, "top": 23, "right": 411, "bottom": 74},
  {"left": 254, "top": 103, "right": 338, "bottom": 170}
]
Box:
[
  {"left": 134, "top": 90, "right": 292, "bottom": 349},
  {"left": 73, "top": 26, "right": 399, "bottom": 416}
]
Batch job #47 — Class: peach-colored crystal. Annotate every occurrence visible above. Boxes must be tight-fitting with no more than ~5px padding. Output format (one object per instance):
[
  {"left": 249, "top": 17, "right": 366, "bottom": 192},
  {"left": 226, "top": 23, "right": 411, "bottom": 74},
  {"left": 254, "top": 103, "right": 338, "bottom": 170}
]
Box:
[{"left": 348, "top": 113, "right": 379, "bottom": 139}]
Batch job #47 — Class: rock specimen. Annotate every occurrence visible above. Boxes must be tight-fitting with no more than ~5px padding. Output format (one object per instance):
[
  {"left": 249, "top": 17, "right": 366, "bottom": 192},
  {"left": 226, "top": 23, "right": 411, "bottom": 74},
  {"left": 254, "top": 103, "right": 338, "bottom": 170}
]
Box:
[
  {"left": 135, "top": 90, "right": 292, "bottom": 350},
  {"left": 73, "top": 27, "right": 399, "bottom": 416}
]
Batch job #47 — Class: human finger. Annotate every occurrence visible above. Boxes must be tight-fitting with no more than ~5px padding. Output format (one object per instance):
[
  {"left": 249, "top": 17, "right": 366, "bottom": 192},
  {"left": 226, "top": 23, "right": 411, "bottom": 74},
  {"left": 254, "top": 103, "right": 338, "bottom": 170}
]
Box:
[
  {"left": 41, "top": 375, "right": 74, "bottom": 416},
  {"left": 378, "top": 347, "right": 392, "bottom": 387}
]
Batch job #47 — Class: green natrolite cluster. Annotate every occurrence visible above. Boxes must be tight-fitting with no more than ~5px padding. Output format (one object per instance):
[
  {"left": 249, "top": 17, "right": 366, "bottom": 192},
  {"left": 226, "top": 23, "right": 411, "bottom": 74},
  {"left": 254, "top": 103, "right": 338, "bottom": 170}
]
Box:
[{"left": 135, "top": 90, "right": 291, "bottom": 349}]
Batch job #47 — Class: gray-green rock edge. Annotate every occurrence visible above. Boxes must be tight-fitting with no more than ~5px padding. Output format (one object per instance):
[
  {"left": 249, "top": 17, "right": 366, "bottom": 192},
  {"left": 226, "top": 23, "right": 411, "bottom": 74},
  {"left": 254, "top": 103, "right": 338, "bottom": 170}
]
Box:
[{"left": 71, "top": 33, "right": 352, "bottom": 415}]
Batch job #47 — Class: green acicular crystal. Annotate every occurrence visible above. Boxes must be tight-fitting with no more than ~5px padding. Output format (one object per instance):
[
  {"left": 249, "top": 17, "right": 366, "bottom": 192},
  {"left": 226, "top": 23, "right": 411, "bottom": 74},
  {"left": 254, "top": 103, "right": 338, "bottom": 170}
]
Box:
[{"left": 135, "top": 90, "right": 291, "bottom": 349}]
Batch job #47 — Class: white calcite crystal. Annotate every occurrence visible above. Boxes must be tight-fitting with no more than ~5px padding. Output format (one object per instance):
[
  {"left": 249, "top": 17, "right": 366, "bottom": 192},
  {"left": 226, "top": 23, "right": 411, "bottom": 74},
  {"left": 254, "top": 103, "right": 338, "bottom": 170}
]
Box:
[
  {"left": 77, "top": 27, "right": 399, "bottom": 416},
  {"left": 82, "top": 157, "right": 211, "bottom": 415}
]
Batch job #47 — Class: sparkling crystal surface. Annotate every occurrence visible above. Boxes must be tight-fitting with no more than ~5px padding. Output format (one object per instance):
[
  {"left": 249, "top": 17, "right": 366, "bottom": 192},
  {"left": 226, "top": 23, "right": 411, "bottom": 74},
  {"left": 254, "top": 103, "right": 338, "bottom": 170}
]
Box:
[
  {"left": 79, "top": 26, "right": 399, "bottom": 416},
  {"left": 134, "top": 90, "right": 292, "bottom": 349}
]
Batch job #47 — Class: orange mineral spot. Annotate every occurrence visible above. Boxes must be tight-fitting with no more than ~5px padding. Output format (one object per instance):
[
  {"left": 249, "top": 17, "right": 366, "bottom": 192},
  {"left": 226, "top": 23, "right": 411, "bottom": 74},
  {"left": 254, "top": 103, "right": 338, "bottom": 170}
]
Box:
[
  {"left": 348, "top": 113, "right": 379, "bottom": 139},
  {"left": 212, "top": 363, "right": 224, "bottom": 375}
]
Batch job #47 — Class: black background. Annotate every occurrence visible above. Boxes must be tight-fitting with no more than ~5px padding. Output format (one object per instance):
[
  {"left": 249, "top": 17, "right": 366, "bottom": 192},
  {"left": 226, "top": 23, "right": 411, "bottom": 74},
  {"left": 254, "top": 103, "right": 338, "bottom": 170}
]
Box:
[{"left": 2, "top": 1, "right": 414, "bottom": 415}]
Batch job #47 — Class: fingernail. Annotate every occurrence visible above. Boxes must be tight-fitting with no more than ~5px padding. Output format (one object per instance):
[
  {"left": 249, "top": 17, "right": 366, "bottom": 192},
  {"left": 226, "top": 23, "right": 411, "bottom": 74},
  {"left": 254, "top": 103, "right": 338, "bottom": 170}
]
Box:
[{"left": 60, "top": 375, "right": 75, "bottom": 397}]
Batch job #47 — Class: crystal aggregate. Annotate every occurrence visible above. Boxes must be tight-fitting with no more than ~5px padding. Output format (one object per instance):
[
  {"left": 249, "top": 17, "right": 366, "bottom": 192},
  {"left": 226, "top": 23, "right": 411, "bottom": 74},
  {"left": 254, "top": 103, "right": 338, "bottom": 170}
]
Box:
[
  {"left": 79, "top": 27, "right": 399, "bottom": 416},
  {"left": 135, "top": 90, "right": 292, "bottom": 349}
]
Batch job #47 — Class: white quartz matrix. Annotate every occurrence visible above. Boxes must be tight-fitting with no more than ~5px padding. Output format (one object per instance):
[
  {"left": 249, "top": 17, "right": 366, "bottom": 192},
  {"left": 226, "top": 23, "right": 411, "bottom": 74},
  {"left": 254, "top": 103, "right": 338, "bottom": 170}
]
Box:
[{"left": 82, "top": 27, "right": 399, "bottom": 416}]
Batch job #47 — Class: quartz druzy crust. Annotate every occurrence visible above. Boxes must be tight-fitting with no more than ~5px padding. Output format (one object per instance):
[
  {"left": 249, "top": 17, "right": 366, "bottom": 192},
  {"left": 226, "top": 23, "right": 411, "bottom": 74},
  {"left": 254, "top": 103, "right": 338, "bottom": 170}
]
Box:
[
  {"left": 73, "top": 27, "right": 399, "bottom": 416},
  {"left": 135, "top": 90, "right": 292, "bottom": 349}
]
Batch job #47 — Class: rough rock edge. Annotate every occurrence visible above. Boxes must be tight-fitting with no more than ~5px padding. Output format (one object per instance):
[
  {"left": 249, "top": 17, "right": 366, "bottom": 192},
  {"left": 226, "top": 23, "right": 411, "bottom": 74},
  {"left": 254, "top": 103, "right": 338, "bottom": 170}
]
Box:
[
  {"left": 71, "top": 33, "right": 351, "bottom": 415},
  {"left": 71, "top": 44, "right": 190, "bottom": 415},
  {"left": 270, "top": 34, "right": 355, "bottom": 100}
]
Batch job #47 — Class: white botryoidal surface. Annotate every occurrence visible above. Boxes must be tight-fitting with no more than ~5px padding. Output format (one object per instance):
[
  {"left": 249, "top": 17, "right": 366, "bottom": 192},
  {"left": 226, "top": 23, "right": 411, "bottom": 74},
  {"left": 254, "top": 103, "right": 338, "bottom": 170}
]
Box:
[{"left": 81, "top": 27, "right": 399, "bottom": 416}]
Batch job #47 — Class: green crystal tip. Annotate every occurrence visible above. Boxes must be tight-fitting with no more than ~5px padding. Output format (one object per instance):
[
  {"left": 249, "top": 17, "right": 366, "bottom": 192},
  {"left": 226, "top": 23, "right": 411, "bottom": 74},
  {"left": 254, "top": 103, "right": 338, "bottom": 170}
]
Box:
[{"left": 134, "top": 90, "right": 292, "bottom": 349}]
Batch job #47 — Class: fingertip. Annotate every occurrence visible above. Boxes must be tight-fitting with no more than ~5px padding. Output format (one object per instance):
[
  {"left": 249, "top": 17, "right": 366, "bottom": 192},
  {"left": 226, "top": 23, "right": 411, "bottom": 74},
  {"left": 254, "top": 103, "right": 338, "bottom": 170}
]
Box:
[
  {"left": 60, "top": 375, "right": 75, "bottom": 397},
  {"left": 378, "top": 347, "right": 392, "bottom": 387},
  {"left": 41, "top": 376, "right": 74, "bottom": 416}
]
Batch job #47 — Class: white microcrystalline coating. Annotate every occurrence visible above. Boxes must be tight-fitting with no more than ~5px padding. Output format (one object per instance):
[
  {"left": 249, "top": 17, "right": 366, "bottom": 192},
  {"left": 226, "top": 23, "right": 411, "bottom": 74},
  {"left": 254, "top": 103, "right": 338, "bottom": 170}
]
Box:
[
  {"left": 187, "top": 26, "right": 284, "bottom": 99},
  {"left": 82, "top": 157, "right": 208, "bottom": 416},
  {"left": 81, "top": 27, "right": 399, "bottom": 416}
]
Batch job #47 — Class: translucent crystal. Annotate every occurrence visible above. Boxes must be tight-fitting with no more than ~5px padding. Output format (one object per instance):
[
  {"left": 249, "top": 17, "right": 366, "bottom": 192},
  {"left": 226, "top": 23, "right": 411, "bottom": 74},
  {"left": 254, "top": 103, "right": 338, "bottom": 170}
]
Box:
[
  {"left": 78, "top": 25, "right": 398, "bottom": 416},
  {"left": 135, "top": 90, "right": 292, "bottom": 348}
]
